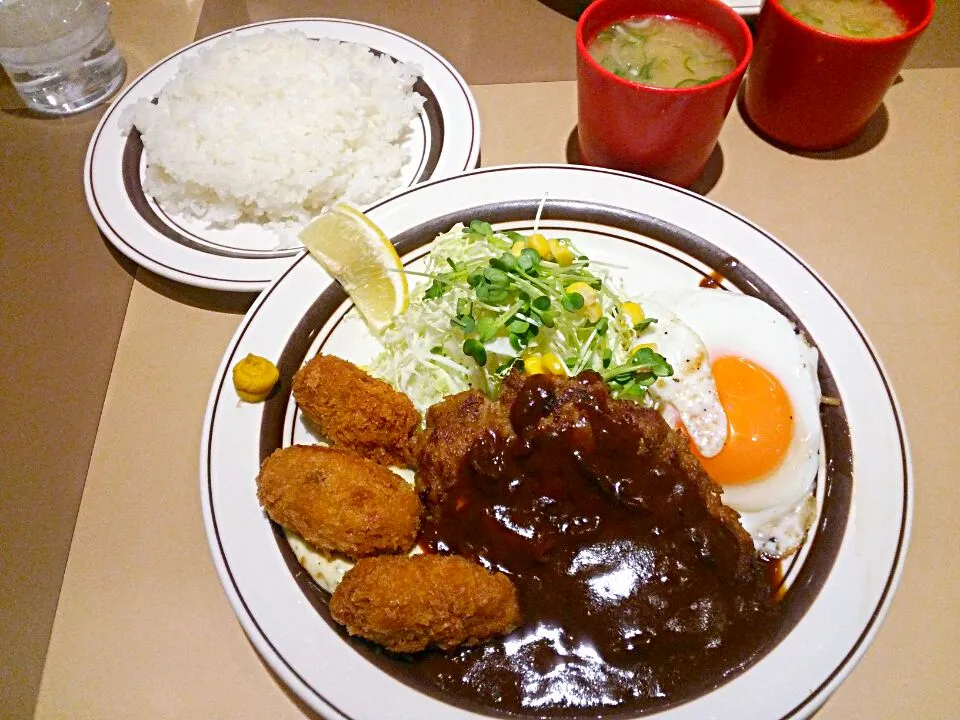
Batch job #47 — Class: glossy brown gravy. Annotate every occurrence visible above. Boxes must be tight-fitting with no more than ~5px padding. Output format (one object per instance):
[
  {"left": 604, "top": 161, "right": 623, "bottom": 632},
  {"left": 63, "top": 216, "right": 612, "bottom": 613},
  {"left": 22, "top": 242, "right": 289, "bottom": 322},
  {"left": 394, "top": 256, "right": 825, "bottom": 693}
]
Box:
[
  {"left": 699, "top": 270, "right": 725, "bottom": 289},
  {"left": 416, "top": 375, "right": 781, "bottom": 716}
]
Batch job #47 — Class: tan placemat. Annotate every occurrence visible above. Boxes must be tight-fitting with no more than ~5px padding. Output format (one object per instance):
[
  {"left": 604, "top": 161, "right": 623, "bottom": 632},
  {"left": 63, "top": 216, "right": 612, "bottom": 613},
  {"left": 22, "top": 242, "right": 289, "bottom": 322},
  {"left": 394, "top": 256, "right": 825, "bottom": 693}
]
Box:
[
  {"left": 0, "top": 1, "right": 203, "bottom": 717},
  {"left": 36, "top": 69, "right": 960, "bottom": 719}
]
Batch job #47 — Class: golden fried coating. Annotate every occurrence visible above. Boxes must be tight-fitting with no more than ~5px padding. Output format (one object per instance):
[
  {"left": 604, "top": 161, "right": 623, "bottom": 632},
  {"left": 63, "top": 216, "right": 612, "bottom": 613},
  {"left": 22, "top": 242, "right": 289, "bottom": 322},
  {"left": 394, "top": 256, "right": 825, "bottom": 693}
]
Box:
[
  {"left": 292, "top": 354, "right": 420, "bottom": 467},
  {"left": 413, "top": 387, "right": 514, "bottom": 508},
  {"left": 256, "top": 445, "right": 421, "bottom": 559},
  {"left": 329, "top": 555, "right": 521, "bottom": 653}
]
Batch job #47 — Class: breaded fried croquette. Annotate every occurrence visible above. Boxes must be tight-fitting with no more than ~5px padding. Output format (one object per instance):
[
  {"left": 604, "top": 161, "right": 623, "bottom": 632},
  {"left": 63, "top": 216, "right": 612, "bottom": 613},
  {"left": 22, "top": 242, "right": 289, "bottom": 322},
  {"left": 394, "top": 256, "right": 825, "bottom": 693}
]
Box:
[
  {"left": 329, "top": 555, "right": 521, "bottom": 653},
  {"left": 292, "top": 354, "right": 420, "bottom": 467},
  {"left": 256, "top": 445, "right": 421, "bottom": 559}
]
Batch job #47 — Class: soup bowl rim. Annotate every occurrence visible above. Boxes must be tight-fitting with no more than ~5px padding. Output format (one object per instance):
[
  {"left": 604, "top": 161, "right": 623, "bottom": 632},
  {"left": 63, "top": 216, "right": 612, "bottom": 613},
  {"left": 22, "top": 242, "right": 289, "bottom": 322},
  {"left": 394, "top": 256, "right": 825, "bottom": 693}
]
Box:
[
  {"left": 762, "top": 0, "right": 936, "bottom": 45},
  {"left": 576, "top": 0, "right": 754, "bottom": 94}
]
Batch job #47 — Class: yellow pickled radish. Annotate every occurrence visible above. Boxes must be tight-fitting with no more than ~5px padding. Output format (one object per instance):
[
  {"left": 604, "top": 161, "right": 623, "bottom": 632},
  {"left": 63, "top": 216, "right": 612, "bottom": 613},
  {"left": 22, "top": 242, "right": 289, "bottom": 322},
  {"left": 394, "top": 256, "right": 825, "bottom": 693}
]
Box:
[{"left": 233, "top": 354, "right": 280, "bottom": 402}]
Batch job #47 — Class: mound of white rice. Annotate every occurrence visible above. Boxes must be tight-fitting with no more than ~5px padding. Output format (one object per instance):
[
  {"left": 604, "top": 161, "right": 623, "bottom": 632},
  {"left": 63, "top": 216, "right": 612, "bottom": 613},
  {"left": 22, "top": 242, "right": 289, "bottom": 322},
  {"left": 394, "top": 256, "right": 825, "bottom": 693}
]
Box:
[{"left": 125, "top": 30, "right": 424, "bottom": 227}]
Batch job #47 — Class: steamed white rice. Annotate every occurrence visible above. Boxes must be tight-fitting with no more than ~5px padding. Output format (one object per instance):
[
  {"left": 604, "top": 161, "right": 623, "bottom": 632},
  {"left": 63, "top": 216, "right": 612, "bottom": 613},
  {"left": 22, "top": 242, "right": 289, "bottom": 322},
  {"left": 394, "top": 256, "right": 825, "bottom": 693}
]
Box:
[{"left": 125, "top": 30, "right": 424, "bottom": 227}]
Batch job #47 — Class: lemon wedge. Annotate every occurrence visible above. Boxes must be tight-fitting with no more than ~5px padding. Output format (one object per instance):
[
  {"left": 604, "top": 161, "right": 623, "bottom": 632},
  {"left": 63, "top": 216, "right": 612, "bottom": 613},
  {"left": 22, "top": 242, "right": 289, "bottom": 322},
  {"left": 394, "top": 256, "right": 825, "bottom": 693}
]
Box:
[{"left": 298, "top": 204, "right": 408, "bottom": 332}]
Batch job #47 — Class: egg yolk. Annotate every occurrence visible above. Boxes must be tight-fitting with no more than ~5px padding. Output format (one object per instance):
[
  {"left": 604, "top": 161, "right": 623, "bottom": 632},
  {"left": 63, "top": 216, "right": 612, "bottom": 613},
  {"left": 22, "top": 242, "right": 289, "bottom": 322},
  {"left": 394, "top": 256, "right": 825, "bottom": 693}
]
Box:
[{"left": 692, "top": 356, "right": 793, "bottom": 485}]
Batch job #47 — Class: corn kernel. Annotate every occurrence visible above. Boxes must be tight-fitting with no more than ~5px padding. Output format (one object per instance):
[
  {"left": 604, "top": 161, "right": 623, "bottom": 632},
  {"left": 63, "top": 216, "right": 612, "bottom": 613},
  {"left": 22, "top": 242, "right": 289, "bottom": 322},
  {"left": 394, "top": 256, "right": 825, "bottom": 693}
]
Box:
[
  {"left": 523, "top": 355, "right": 544, "bottom": 375},
  {"left": 542, "top": 352, "right": 567, "bottom": 375},
  {"left": 630, "top": 342, "right": 658, "bottom": 356},
  {"left": 528, "top": 233, "right": 553, "bottom": 260},
  {"left": 511, "top": 240, "right": 527, "bottom": 256},
  {"left": 622, "top": 301, "right": 645, "bottom": 326},
  {"left": 566, "top": 281, "right": 598, "bottom": 306},
  {"left": 549, "top": 239, "right": 575, "bottom": 266},
  {"left": 585, "top": 304, "right": 603, "bottom": 322}
]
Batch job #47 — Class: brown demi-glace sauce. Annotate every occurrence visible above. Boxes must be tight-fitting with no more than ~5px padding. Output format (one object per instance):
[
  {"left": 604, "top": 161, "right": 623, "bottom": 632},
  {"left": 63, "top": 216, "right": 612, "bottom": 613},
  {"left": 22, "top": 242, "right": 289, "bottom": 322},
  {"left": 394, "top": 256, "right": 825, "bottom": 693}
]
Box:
[
  {"left": 416, "top": 374, "right": 781, "bottom": 716},
  {"left": 699, "top": 270, "right": 725, "bottom": 289}
]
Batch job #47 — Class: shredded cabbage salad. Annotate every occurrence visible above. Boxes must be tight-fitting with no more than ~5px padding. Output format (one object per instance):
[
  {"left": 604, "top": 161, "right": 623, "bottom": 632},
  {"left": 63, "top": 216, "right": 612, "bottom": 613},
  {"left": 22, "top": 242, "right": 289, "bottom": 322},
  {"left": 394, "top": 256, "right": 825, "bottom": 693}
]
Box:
[{"left": 369, "top": 221, "right": 673, "bottom": 413}]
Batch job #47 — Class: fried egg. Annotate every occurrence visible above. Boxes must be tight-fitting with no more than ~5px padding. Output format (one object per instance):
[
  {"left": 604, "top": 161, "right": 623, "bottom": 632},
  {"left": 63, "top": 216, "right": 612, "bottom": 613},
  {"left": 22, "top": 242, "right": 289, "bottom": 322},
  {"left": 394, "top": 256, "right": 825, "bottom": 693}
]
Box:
[
  {"left": 641, "top": 288, "right": 822, "bottom": 558},
  {"left": 633, "top": 296, "right": 728, "bottom": 457}
]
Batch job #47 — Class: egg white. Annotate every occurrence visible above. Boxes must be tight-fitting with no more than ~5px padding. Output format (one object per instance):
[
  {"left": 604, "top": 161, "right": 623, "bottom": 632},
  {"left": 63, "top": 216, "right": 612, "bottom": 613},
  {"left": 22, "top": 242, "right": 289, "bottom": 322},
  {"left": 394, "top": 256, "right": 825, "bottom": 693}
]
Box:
[{"left": 633, "top": 296, "right": 728, "bottom": 458}]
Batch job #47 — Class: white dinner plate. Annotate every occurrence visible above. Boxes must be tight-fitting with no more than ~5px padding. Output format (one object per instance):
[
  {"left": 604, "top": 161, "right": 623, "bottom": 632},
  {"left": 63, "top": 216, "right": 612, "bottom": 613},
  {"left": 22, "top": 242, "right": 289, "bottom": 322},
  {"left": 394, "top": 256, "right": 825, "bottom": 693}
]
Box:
[
  {"left": 84, "top": 18, "right": 480, "bottom": 292},
  {"left": 200, "top": 164, "right": 910, "bottom": 719}
]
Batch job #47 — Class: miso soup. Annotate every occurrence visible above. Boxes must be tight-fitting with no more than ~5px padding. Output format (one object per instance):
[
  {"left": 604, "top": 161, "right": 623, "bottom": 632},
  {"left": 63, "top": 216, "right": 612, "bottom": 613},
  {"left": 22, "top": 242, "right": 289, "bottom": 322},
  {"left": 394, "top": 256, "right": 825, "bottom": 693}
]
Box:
[
  {"left": 588, "top": 15, "right": 737, "bottom": 89},
  {"left": 782, "top": 0, "right": 907, "bottom": 38}
]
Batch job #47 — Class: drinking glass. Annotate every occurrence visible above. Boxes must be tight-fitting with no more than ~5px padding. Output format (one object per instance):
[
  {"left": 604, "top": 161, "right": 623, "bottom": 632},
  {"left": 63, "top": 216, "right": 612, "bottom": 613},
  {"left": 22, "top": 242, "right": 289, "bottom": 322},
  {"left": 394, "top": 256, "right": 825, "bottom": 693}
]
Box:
[{"left": 0, "top": 0, "right": 126, "bottom": 115}]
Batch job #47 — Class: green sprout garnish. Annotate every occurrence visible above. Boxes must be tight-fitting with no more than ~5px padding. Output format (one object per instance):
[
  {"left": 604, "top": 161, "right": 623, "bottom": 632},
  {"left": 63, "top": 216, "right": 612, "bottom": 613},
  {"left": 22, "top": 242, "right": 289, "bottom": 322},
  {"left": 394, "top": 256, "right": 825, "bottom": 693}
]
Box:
[
  {"left": 408, "top": 221, "right": 673, "bottom": 399},
  {"left": 462, "top": 338, "right": 487, "bottom": 366},
  {"left": 600, "top": 346, "right": 674, "bottom": 397},
  {"left": 561, "top": 292, "right": 585, "bottom": 312}
]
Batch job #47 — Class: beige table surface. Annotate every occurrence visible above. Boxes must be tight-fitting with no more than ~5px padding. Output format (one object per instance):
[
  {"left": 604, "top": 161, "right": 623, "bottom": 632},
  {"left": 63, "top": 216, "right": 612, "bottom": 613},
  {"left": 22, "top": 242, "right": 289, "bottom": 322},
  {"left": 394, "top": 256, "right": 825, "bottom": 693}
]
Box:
[{"left": 2, "top": 0, "right": 958, "bottom": 718}]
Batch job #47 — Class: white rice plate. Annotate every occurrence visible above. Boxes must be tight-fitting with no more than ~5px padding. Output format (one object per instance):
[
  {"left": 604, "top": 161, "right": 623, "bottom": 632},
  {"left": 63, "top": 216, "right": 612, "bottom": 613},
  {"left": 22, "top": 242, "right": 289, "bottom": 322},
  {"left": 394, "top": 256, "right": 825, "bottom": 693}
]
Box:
[{"left": 124, "top": 30, "right": 425, "bottom": 228}]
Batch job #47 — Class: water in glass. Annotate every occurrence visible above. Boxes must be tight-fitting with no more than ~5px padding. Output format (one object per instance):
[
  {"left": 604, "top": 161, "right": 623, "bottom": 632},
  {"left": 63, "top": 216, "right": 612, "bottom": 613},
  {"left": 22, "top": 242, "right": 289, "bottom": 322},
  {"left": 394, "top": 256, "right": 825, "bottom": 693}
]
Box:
[{"left": 0, "top": 0, "right": 126, "bottom": 115}]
